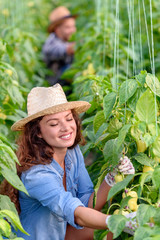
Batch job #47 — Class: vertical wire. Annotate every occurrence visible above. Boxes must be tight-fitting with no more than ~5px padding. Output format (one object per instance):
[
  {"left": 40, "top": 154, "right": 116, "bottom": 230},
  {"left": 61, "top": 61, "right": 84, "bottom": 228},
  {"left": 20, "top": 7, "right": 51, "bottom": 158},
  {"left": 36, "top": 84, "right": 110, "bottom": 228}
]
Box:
[
  {"left": 113, "top": 1, "right": 117, "bottom": 89},
  {"left": 132, "top": 0, "right": 136, "bottom": 74},
  {"left": 95, "top": 0, "right": 101, "bottom": 35},
  {"left": 110, "top": 0, "right": 114, "bottom": 73},
  {"left": 12, "top": 0, "right": 15, "bottom": 27},
  {"left": 127, "top": 0, "right": 134, "bottom": 76},
  {"left": 125, "top": 0, "right": 132, "bottom": 123},
  {"left": 126, "top": 27, "right": 131, "bottom": 79},
  {"left": 6, "top": 0, "right": 9, "bottom": 26},
  {"left": 129, "top": 0, "right": 135, "bottom": 75},
  {"left": 149, "top": 0, "right": 157, "bottom": 136},
  {"left": 116, "top": 0, "right": 119, "bottom": 88},
  {"left": 125, "top": 0, "right": 131, "bottom": 123},
  {"left": 1, "top": 0, "right": 4, "bottom": 30},
  {"left": 10, "top": 0, "right": 14, "bottom": 27},
  {"left": 94, "top": 0, "right": 102, "bottom": 78},
  {"left": 102, "top": 0, "right": 107, "bottom": 69},
  {"left": 138, "top": 0, "right": 143, "bottom": 70},
  {"left": 15, "top": 0, "right": 18, "bottom": 26},
  {"left": 142, "top": 0, "right": 152, "bottom": 71},
  {"left": 3, "top": 0, "right": 6, "bottom": 27},
  {"left": 113, "top": 0, "right": 119, "bottom": 90},
  {"left": 150, "top": 0, "right": 155, "bottom": 75}
]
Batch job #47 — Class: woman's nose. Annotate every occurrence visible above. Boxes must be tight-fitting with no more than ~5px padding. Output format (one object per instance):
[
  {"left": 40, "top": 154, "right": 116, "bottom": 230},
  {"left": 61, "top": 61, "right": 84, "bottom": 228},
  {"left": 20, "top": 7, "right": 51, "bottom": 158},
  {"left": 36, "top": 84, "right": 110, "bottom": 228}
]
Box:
[{"left": 60, "top": 122, "right": 69, "bottom": 131}]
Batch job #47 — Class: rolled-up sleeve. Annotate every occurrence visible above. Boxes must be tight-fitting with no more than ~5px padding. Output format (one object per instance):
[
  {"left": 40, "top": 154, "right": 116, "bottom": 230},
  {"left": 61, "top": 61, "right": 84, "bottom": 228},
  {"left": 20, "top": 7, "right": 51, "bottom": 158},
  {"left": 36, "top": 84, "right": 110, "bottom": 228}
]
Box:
[{"left": 23, "top": 168, "right": 84, "bottom": 229}]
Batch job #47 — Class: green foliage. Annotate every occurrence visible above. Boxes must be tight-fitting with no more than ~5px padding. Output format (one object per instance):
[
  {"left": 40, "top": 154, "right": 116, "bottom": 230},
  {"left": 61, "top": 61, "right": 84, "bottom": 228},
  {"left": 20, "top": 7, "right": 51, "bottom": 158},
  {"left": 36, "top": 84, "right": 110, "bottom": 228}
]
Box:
[
  {"left": 0, "top": 0, "right": 52, "bottom": 238},
  {"left": 108, "top": 214, "right": 127, "bottom": 239},
  {"left": 107, "top": 175, "right": 135, "bottom": 201},
  {"left": 0, "top": 137, "right": 28, "bottom": 239},
  {"left": 119, "top": 80, "right": 138, "bottom": 105},
  {"left": 73, "top": 59, "right": 160, "bottom": 238},
  {"left": 103, "top": 92, "right": 117, "bottom": 120},
  {"left": 136, "top": 89, "right": 157, "bottom": 124}
]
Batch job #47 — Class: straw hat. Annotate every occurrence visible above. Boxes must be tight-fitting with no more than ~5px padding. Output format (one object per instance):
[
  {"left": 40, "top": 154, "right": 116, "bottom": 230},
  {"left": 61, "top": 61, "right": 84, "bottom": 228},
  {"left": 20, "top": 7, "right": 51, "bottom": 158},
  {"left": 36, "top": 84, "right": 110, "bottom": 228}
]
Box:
[
  {"left": 11, "top": 84, "right": 91, "bottom": 131},
  {"left": 48, "top": 6, "right": 77, "bottom": 33}
]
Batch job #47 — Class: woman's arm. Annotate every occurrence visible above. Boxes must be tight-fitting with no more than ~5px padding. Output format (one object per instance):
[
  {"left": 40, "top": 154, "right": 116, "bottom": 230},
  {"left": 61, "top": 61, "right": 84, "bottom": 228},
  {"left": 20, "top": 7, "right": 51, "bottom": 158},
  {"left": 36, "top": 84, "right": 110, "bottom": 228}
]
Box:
[
  {"left": 88, "top": 180, "right": 111, "bottom": 211},
  {"left": 88, "top": 155, "right": 135, "bottom": 211},
  {"left": 74, "top": 206, "right": 108, "bottom": 229}
]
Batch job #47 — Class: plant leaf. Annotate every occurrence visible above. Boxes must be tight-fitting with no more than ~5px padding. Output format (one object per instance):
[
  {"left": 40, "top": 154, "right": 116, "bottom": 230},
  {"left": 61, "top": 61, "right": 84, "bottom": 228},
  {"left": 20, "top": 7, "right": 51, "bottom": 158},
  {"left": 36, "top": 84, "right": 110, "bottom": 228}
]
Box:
[
  {"left": 107, "top": 118, "right": 122, "bottom": 133},
  {"left": 0, "top": 218, "right": 11, "bottom": 237},
  {"left": 134, "top": 153, "right": 155, "bottom": 167},
  {"left": 136, "top": 89, "right": 157, "bottom": 124},
  {"left": 153, "top": 208, "right": 160, "bottom": 226},
  {"left": 93, "top": 110, "right": 105, "bottom": 133},
  {"left": 119, "top": 79, "right": 138, "bottom": 104},
  {"left": 0, "top": 209, "right": 29, "bottom": 235},
  {"left": 137, "top": 204, "right": 156, "bottom": 226},
  {"left": 134, "top": 226, "right": 153, "bottom": 240},
  {"left": 108, "top": 215, "right": 127, "bottom": 238},
  {"left": 152, "top": 135, "right": 160, "bottom": 158},
  {"left": 103, "top": 139, "right": 121, "bottom": 167},
  {"left": 103, "top": 92, "right": 117, "bottom": 120},
  {"left": 82, "top": 116, "right": 94, "bottom": 125},
  {"left": 139, "top": 172, "right": 152, "bottom": 193},
  {"left": 0, "top": 143, "right": 19, "bottom": 164},
  {"left": 0, "top": 166, "right": 28, "bottom": 195},
  {"left": 117, "top": 124, "right": 131, "bottom": 150},
  {"left": 95, "top": 132, "right": 114, "bottom": 145},
  {"left": 0, "top": 195, "right": 18, "bottom": 216},
  {"left": 107, "top": 174, "right": 134, "bottom": 200},
  {"left": 80, "top": 142, "right": 94, "bottom": 155},
  {"left": 146, "top": 73, "right": 160, "bottom": 97},
  {"left": 144, "top": 236, "right": 160, "bottom": 240},
  {"left": 6, "top": 85, "right": 24, "bottom": 107},
  {"left": 152, "top": 166, "right": 160, "bottom": 188}
]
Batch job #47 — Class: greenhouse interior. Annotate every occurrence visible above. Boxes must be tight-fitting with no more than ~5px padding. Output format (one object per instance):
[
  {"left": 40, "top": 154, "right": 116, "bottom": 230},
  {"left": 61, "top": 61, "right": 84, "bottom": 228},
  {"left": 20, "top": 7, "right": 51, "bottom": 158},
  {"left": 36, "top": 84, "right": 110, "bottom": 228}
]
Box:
[{"left": 1, "top": 0, "right": 160, "bottom": 239}]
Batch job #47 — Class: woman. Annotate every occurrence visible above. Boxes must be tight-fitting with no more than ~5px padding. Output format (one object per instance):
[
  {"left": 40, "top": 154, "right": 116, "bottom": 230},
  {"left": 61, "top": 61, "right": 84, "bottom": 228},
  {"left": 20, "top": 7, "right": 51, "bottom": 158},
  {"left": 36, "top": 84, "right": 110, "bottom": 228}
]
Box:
[{"left": 5, "top": 84, "right": 135, "bottom": 239}]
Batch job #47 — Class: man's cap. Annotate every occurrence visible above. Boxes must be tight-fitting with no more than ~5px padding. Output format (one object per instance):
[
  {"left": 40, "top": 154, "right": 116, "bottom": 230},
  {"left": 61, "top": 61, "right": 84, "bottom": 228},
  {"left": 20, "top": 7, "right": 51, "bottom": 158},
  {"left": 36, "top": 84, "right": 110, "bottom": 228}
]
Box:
[{"left": 48, "top": 6, "right": 77, "bottom": 33}]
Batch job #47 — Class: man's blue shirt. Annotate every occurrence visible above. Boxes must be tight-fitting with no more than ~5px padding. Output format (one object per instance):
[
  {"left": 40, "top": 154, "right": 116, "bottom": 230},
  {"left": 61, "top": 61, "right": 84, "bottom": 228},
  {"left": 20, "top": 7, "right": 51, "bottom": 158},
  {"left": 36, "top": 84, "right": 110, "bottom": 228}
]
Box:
[
  {"left": 16, "top": 145, "right": 94, "bottom": 240},
  {"left": 42, "top": 33, "right": 74, "bottom": 85}
]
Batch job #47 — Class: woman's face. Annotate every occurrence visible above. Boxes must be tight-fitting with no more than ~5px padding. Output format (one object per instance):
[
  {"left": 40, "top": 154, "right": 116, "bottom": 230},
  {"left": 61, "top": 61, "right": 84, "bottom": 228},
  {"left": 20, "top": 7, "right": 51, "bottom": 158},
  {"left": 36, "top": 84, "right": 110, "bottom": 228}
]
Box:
[{"left": 39, "top": 110, "right": 77, "bottom": 153}]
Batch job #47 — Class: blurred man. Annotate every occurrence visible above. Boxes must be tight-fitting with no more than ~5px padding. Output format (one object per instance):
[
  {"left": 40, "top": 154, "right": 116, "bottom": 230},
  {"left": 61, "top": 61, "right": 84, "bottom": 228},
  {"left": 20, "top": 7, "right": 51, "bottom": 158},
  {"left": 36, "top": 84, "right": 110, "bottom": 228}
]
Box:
[{"left": 42, "top": 6, "right": 77, "bottom": 91}]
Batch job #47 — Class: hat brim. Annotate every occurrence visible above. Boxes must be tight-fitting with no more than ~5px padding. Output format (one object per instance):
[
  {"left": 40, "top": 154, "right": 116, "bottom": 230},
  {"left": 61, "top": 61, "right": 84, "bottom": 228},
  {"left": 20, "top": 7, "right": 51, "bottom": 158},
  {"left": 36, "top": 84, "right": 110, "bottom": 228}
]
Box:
[
  {"left": 48, "top": 14, "right": 78, "bottom": 33},
  {"left": 11, "top": 101, "right": 91, "bottom": 131}
]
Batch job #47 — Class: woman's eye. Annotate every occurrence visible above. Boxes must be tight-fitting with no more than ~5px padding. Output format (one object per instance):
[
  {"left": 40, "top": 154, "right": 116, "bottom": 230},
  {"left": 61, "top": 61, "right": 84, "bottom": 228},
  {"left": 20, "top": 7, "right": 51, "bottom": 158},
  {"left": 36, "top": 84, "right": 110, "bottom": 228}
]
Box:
[
  {"left": 50, "top": 123, "right": 58, "bottom": 126},
  {"left": 67, "top": 118, "right": 73, "bottom": 121}
]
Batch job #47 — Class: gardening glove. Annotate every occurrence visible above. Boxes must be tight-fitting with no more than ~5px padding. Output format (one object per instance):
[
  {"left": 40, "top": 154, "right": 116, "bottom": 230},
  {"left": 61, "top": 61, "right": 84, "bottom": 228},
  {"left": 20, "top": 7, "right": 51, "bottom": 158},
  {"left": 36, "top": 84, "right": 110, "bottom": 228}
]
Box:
[
  {"left": 123, "top": 211, "right": 138, "bottom": 235},
  {"left": 105, "top": 211, "right": 138, "bottom": 236},
  {"left": 104, "top": 156, "right": 135, "bottom": 187}
]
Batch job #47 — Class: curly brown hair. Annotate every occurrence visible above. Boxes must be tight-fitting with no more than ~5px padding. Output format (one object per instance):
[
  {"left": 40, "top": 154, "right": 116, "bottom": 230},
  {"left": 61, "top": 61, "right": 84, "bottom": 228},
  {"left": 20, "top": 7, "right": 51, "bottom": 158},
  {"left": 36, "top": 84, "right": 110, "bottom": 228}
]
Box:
[{"left": 0, "top": 110, "right": 85, "bottom": 213}]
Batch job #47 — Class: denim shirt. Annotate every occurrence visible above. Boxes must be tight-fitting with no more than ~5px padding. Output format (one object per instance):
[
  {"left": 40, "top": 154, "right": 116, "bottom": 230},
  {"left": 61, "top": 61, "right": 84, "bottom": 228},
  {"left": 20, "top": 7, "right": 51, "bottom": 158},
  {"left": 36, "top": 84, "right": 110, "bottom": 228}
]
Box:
[
  {"left": 42, "top": 33, "right": 74, "bottom": 85},
  {"left": 15, "top": 145, "right": 94, "bottom": 240}
]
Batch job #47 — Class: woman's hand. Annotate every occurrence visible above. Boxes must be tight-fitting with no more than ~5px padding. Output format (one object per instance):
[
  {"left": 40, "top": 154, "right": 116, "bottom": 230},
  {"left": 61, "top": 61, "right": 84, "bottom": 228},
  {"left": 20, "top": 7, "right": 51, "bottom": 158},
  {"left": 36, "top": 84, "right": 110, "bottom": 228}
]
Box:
[
  {"left": 118, "top": 156, "right": 135, "bottom": 175},
  {"left": 123, "top": 211, "right": 138, "bottom": 235},
  {"left": 106, "top": 211, "right": 138, "bottom": 236},
  {"left": 104, "top": 156, "right": 135, "bottom": 187}
]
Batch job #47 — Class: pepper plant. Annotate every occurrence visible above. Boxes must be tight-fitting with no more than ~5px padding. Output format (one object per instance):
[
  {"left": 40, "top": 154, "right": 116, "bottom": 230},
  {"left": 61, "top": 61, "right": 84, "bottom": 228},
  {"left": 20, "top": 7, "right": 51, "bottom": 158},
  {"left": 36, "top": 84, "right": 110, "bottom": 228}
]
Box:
[{"left": 71, "top": 70, "right": 160, "bottom": 239}]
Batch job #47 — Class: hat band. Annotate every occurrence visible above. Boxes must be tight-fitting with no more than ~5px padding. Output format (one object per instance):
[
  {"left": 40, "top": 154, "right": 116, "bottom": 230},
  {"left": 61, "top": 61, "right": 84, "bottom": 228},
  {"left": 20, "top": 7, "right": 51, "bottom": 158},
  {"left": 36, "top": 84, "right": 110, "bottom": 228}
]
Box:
[
  {"left": 48, "top": 14, "right": 77, "bottom": 33},
  {"left": 50, "top": 14, "right": 77, "bottom": 25}
]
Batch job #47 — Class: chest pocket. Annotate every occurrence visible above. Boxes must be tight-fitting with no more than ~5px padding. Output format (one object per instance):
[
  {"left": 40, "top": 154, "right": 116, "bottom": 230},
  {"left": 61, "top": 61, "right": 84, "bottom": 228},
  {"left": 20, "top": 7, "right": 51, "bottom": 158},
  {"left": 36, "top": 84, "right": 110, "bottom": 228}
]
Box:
[{"left": 51, "top": 212, "right": 64, "bottom": 222}]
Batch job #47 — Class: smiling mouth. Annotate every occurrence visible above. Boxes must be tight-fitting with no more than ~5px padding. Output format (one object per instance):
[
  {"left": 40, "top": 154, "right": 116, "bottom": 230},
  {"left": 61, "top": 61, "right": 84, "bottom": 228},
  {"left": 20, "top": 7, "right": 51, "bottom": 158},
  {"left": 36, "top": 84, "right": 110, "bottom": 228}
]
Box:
[{"left": 60, "top": 133, "right": 72, "bottom": 139}]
